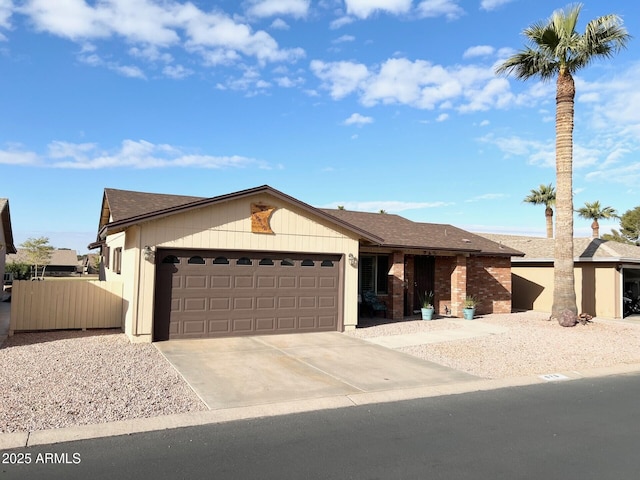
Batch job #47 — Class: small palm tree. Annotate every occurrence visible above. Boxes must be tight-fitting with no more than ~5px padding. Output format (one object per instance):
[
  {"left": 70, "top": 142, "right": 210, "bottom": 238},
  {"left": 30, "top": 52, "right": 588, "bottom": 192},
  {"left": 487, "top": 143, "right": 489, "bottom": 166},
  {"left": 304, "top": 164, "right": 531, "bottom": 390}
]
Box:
[
  {"left": 524, "top": 184, "right": 556, "bottom": 238},
  {"left": 576, "top": 201, "right": 618, "bottom": 238},
  {"left": 496, "top": 4, "right": 630, "bottom": 324}
]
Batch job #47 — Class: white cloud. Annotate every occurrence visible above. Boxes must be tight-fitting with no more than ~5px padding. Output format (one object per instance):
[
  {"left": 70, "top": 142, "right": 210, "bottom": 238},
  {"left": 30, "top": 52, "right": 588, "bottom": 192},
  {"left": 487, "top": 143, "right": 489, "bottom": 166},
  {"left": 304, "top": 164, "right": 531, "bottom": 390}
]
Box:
[
  {"left": 245, "top": 0, "right": 310, "bottom": 18},
  {"left": 463, "top": 45, "right": 494, "bottom": 59},
  {"left": 465, "top": 193, "right": 508, "bottom": 202},
  {"left": 48, "top": 140, "right": 268, "bottom": 170},
  {"left": 163, "top": 64, "right": 193, "bottom": 79},
  {"left": 344, "top": 0, "right": 412, "bottom": 19},
  {"left": 270, "top": 18, "right": 289, "bottom": 30},
  {"left": 310, "top": 59, "right": 369, "bottom": 99},
  {"left": 480, "top": 0, "right": 514, "bottom": 11},
  {"left": 343, "top": 113, "right": 373, "bottom": 126},
  {"left": 0, "top": 0, "right": 13, "bottom": 30},
  {"left": 3, "top": 139, "right": 268, "bottom": 170},
  {"left": 416, "top": 0, "right": 464, "bottom": 20},
  {"left": 436, "top": 113, "right": 448, "bottom": 122},
  {"left": 17, "top": 0, "right": 305, "bottom": 78},
  {"left": 0, "top": 148, "right": 39, "bottom": 165},
  {"left": 333, "top": 34, "right": 355, "bottom": 44}
]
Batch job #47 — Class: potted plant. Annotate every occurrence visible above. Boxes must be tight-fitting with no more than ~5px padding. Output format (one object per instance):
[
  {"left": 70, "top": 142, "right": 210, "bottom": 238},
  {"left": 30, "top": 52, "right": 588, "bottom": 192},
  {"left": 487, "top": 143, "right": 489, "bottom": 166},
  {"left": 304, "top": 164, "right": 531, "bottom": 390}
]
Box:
[
  {"left": 463, "top": 295, "right": 476, "bottom": 320},
  {"left": 420, "top": 291, "right": 435, "bottom": 321}
]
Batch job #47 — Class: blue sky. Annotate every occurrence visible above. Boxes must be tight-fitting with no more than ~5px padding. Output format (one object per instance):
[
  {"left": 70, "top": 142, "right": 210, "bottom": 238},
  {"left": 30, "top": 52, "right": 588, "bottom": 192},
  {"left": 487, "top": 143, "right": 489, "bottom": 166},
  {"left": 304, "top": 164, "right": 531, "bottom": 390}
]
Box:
[{"left": 1, "top": 0, "right": 639, "bottom": 254}]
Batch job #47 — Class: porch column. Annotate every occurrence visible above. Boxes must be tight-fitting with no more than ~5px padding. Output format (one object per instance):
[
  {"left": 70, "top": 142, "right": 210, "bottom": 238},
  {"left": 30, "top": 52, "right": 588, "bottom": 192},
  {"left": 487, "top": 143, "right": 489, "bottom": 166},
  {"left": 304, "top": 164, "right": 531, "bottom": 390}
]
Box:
[
  {"left": 388, "top": 251, "right": 405, "bottom": 320},
  {"left": 451, "top": 254, "right": 468, "bottom": 317}
]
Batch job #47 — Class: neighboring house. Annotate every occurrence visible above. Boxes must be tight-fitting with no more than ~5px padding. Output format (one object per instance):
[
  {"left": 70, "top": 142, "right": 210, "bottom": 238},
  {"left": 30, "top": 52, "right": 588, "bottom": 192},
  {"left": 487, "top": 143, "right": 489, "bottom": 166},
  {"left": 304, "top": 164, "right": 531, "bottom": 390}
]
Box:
[
  {"left": 1, "top": 199, "right": 17, "bottom": 290},
  {"left": 90, "top": 185, "right": 522, "bottom": 343},
  {"left": 480, "top": 233, "right": 640, "bottom": 319},
  {"left": 80, "top": 253, "right": 101, "bottom": 274},
  {"left": 6, "top": 248, "right": 79, "bottom": 277}
]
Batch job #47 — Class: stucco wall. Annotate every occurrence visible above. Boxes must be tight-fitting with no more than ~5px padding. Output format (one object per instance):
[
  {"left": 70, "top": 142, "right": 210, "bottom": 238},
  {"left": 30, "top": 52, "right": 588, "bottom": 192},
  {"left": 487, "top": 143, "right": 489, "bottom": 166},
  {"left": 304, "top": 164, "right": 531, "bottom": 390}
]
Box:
[
  {"left": 107, "top": 193, "right": 361, "bottom": 342},
  {"left": 512, "top": 263, "right": 620, "bottom": 319}
]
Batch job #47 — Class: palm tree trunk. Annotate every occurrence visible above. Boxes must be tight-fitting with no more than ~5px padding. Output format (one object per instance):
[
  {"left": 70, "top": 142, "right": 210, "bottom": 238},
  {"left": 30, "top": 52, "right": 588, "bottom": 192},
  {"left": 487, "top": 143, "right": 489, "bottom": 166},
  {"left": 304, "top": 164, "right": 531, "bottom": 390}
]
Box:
[
  {"left": 552, "top": 70, "right": 578, "bottom": 322},
  {"left": 545, "top": 206, "right": 553, "bottom": 238},
  {"left": 591, "top": 220, "right": 599, "bottom": 238}
]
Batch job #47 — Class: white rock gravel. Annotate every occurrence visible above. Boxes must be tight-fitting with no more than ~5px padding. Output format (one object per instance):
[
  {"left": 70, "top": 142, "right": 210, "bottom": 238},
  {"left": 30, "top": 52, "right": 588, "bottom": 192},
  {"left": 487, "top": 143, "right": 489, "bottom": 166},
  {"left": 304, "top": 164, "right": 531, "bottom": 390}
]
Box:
[
  {"left": 348, "top": 311, "right": 640, "bottom": 379},
  {"left": 0, "top": 330, "right": 207, "bottom": 434},
  {"left": 3, "top": 312, "right": 640, "bottom": 434}
]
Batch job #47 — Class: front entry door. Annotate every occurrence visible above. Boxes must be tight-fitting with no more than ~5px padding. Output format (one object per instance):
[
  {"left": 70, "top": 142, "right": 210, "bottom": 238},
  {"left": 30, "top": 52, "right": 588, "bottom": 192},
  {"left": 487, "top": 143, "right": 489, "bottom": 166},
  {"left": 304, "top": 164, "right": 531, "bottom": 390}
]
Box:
[{"left": 413, "top": 255, "right": 435, "bottom": 311}]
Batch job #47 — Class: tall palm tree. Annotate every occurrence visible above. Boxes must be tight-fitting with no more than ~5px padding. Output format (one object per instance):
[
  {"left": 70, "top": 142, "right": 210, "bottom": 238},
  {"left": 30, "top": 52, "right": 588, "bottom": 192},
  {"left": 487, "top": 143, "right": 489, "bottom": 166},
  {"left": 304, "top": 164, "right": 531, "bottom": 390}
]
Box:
[
  {"left": 576, "top": 201, "right": 618, "bottom": 238},
  {"left": 524, "top": 184, "right": 556, "bottom": 238},
  {"left": 496, "top": 4, "right": 630, "bottom": 324}
]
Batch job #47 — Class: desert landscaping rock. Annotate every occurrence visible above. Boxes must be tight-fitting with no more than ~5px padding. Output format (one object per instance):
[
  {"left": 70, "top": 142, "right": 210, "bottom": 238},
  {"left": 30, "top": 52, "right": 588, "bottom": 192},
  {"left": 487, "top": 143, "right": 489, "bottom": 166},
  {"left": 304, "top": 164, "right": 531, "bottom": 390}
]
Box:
[
  {"left": 3, "top": 312, "right": 640, "bottom": 434},
  {"left": 0, "top": 330, "right": 207, "bottom": 434},
  {"left": 349, "top": 311, "right": 640, "bottom": 379}
]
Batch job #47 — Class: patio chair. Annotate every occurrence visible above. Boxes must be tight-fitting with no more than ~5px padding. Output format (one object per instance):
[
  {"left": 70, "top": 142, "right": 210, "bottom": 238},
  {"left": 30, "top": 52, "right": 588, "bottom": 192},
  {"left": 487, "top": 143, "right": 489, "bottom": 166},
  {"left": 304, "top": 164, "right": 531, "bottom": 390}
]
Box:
[{"left": 362, "top": 291, "right": 387, "bottom": 318}]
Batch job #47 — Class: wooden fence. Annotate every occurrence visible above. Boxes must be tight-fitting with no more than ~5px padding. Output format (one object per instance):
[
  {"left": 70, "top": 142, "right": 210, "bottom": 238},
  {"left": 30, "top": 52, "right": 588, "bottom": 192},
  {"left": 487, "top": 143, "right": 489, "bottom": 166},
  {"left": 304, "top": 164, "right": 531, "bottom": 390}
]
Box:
[{"left": 10, "top": 280, "right": 124, "bottom": 334}]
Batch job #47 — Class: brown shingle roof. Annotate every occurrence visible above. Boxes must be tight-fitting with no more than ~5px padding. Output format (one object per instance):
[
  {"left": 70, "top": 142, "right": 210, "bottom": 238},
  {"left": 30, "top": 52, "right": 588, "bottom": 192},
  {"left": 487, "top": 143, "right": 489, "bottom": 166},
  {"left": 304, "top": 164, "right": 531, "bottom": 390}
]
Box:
[
  {"left": 104, "top": 188, "right": 204, "bottom": 223},
  {"left": 323, "top": 209, "right": 523, "bottom": 256},
  {"left": 94, "top": 186, "right": 522, "bottom": 256},
  {"left": 7, "top": 249, "right": 79, "bottom": 266},
  {"left": 479, "top": 233, "right": 640, "bottom": 263}
]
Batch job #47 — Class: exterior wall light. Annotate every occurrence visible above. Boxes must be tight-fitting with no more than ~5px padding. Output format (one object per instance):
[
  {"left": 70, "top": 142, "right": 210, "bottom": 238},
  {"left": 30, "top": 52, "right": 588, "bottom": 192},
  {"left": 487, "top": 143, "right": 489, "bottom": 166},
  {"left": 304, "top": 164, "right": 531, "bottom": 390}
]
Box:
[
  {"left": 348, "top": 253, "right": 358, "bottom": 268},
  {"left": 143, "top": 245, "right": 155, "bottom": 262}
]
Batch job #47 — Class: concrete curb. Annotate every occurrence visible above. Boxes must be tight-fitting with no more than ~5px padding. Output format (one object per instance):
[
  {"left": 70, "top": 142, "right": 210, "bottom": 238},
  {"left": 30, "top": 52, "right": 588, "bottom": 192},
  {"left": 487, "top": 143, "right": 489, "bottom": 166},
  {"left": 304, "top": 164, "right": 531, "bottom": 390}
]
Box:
[{"left": 3, "top": 362, "right": 640, "bottom": 451}]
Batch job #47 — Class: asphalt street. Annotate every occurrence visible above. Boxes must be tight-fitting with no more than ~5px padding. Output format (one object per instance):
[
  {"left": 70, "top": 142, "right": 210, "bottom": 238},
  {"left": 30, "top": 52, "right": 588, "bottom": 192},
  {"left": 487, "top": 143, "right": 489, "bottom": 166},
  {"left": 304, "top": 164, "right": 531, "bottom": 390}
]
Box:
[{"left": 3, "top": 373, "right": 640, "bottom": 480}]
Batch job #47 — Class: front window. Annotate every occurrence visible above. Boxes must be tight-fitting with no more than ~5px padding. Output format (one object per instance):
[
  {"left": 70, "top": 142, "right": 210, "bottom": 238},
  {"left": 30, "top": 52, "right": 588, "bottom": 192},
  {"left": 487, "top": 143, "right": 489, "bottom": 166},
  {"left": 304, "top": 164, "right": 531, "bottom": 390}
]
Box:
[{"left": 359, "top": 255, "right": 389, "bottom": 294}]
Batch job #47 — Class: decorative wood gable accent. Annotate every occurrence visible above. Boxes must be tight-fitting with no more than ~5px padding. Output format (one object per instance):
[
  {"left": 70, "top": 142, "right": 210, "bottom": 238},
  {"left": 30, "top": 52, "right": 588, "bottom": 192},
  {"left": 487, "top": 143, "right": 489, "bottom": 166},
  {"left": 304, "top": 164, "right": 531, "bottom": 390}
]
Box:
[{"left": 251, "top": 203, "right": 276, "bottom": 234}]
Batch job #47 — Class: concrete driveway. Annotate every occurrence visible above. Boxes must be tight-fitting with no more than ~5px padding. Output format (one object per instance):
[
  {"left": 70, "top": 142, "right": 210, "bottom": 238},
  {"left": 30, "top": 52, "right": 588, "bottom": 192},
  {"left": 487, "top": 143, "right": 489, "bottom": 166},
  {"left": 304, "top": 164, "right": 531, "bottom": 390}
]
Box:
[{"left": 155, "top": 332, "right": 478, "bottom": 410}]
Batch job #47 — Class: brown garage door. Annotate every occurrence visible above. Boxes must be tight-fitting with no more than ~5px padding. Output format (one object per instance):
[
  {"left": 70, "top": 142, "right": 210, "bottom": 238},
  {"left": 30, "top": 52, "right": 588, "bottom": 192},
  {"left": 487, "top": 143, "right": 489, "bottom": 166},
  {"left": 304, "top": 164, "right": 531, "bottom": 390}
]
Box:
[{"left": 153, "top": 249, "right": 343, "bottom": 340}]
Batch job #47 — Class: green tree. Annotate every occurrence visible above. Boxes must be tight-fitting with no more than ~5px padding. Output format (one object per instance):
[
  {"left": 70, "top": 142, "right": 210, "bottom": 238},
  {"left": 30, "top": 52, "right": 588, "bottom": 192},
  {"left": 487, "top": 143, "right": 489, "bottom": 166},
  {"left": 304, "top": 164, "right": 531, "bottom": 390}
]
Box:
[
  {"left": 603, "top": 206, "right": 640, "bottom": 245},
  {"left": 524, "top": 184, "right": 556, "bottom": 238},
  {"left": 21, "top": 236, "right": 54, "bottom": 279},
  {"left": 576, "top": 201, "right": 618, "bottom": 238},
  {"left": 5, "top": 261, "right": 30, "bottom": 280},
  {"left": 496, "top": 4, "right": 630, "bottom": 325}
]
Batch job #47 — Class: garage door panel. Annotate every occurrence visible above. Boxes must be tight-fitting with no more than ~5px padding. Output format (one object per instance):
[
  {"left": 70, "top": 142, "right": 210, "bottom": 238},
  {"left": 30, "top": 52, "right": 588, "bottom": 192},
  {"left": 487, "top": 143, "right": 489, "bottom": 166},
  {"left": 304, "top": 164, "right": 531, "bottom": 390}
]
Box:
[
  {"left": 233, "top": 298, "right": 254, "bottom": 309},
  {"left": 234, "top": 276, "right": 254, "bottom": 288},
  {"left": 208, "top": 319, "right": 231, "bottom": 333},
  {"left": 232, "top": 319, "right": 253, "bottom": 332},
  {"left": 257, "top": 297, "right": 275, "bottom": 309},
  {"left": 278, "top": 297, "right": 296, "bottom": 308},
  {"left": 319, "top": 277, "right": 337, "bottom": 288},
  {"left": 299, "top": 277, "right": 317, "bottom": 288},
  {"left": 319, "top": 316, "right": 337, "bottom": 328},
  {"left": 299, "top": 296, "right": 317, "bottom": 308},
  {"left": 183, "top": 320, "right": 206, "bottom": 334},
  {"left": 185, "top": 275, "right": 207, "bottom": 288},
  {"left": 210, "top": 298, "right": 231, "bottom": 310},
  {"left": 279, "top": 276, "right": 296, "bottom": 288},
  {"left": 255, "top": 318, "right": 275, "bottom": 331},
  {"left": 318, "top": 296, "right": 336, "bottom": 308},
  {"left": 298, "top": 317, "right": 316, "bottom": 329},
  {"left": 211, "top": 276, "right": 231, "bottom": 288},
  {"left": 257, "top": 276, "right": 276, "bottom": 288},
  {"left": 277, "top": 317, "right": 296, "bottom": 329},
  {"left": 158, "top": 250, "right": 342, "bottom": 339}
]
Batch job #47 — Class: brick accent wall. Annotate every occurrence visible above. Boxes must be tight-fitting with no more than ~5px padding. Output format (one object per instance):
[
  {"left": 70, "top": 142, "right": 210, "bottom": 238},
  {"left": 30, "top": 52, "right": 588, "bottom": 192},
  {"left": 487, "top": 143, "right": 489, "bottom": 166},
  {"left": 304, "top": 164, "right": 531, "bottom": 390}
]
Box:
[{"left": 433, "top": 255, "right": 512, "bottom": 316}]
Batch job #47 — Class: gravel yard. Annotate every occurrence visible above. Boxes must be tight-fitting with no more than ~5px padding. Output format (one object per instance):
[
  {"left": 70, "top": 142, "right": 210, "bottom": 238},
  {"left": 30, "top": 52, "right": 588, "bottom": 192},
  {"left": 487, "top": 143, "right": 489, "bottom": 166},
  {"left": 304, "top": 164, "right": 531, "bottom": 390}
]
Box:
[
  {"left": 2, "top": 311, "right": 640, "bottom": 434},
  {"left": 348, "top": 311, "right": 640, "bottom": 379},
  {"left": 0, "top": 330, "right": 207, "bottom": 434}
]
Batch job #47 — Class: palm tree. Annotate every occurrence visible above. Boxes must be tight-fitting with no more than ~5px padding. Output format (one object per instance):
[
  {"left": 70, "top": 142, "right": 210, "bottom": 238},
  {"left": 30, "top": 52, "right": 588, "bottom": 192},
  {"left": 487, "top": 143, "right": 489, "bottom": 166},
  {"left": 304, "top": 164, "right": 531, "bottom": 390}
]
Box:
[
  {"left": 524, "top": 184, "right": 556, "bottom": 238},
  {"left": 496, "top": 4, "right": 630, "bottom": 324},
  {"left": 576, "top": 201, "right": 618, "bottom": 238}
]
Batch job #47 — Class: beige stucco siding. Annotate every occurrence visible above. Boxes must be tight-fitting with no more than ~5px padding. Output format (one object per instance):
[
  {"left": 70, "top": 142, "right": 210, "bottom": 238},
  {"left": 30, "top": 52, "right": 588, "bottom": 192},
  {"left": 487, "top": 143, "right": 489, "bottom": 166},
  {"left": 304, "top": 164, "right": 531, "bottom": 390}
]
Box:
[
  {"left": 108, "top": 194, "right": 361, "bottom": 341},
  {"left": 512, "top": 263, "right": 620, "bottom": 319}
]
